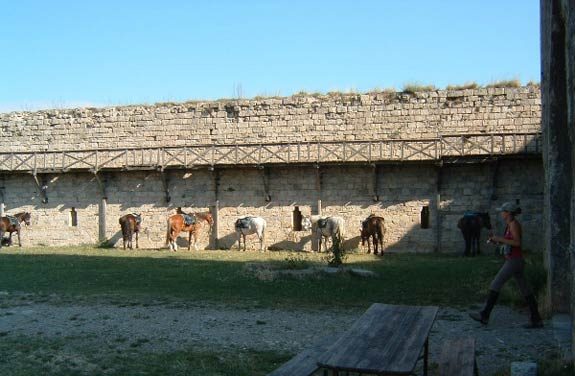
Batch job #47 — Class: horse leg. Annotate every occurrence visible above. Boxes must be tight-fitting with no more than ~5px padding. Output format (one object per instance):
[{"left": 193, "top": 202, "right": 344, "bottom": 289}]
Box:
[
  {"left": 135, "top": 231, "right": 139, "bottom": 249},
  {"left": 243, "top": 234, "right": 247, "bottom": 251},
  {"left": 463, "top": 232, "right": 471, "bottom": 256},
  {"left": 17, "top": 231, "right": 21, "bottom": 247},
  {"left": 372, "top": 235, "right": 378, "bottom": 256}
]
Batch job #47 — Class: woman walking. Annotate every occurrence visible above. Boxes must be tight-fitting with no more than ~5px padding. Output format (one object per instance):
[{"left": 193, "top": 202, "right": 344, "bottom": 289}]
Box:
[{"left": 469, "top": 202, "right": 543, "bottom": 329}]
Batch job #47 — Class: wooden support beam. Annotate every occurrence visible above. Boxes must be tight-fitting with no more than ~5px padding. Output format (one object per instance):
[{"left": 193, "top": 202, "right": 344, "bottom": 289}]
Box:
[
  {"left": 262, "top": 166, "right": 271, "bottom": 202},
  {"left": 370, "top": 164, "right": 380, "bottom": 201},
  {"left": 211, "top": 168, "right": 220, "bottom": 249},
  {"left": 435, "top": 161, "right": 443, "bottom": 253},
  {"left": 159, "top": 169, "right": 171, "bottom": 203},
  {"left": 315, "top": 165, "right": 322, "bottom": 216},
  {"left": 32, "top": 173, "right": 49, "bottom": 204},
  {"left": 489, "top": 159, "right": 500, "bottom": 201},
  {"left": 92, "top": 172, "right": 108, "bottom": 199}
]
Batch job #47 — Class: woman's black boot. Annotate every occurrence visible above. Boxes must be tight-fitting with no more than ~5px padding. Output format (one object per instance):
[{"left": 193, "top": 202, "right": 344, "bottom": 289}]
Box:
[
  {"left": 469, "top": 290, "right": 499, "bottom": 324},
  {"left": 523, "top": 294, "right": 544, "bottom": 329}
]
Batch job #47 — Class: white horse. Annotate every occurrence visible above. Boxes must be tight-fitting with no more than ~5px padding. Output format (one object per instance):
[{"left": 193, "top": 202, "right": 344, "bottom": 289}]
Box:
[
  {"left": 235, "top": 216, "right": 267, "bottom": 251},
  {"left": 302, "top": 215, "right": 345, "bottom": 252}
]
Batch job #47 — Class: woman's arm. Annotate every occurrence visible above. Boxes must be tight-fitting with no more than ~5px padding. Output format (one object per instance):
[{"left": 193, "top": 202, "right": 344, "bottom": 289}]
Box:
[{"left": 490, "top": 221, "right": 522, "bottom": 247}]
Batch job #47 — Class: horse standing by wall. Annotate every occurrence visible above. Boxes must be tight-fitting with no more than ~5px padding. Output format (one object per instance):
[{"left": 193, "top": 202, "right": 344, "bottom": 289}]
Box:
[
  {"left": 302, "top": 215, "right": 345, "bottom": 253},
  {"left": 360, "top": 215, "right": 386, "bottom": 255},
  {"left": 457, "top": 211, "right": 492, "bottom": 256},
  {"left": 166, "top": 211, "right": 213, "bottom": 251},
  {"left": 234, "top": 216, "right": 267, "bottom": 251},
  {"left": 119, "top": 213, "right": 142, "bottom": 250},
  {"left": 0, "top": 212, "right": 31, "bottom": 248}
]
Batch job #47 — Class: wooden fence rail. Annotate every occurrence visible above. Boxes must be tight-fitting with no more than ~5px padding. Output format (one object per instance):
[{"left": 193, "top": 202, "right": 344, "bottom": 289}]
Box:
[{"left": 0, "top": 132, "right": 541, "bottom": 173}]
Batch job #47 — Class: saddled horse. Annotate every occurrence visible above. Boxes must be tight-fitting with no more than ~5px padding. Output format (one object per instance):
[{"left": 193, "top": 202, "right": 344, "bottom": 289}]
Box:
[
  {"left": 360, "top": 214, "right": 386, "bottom": 255},
  {"left": 302, "top": 215, "right": 345, "bottom": 253},
  {"left": 119, "top": 213, "right": 142, "bottom": 250},
  {"left": 457, "top": 211, "right": 492, "bottom": 256},
  {"left": 0, "top": 212, "right": 31, "bottom": 248},
  {"left": 235, "top": 216, "right": 266, "bottom": 251},
  {"left": 166, "top": 210, "right": 213, "bottom": 251}
]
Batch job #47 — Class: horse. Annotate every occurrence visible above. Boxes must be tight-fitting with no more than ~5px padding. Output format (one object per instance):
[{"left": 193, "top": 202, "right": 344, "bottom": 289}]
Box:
[
  {"left": 360, "top": 215, "right": 386, "bottom": 255},
  {"left": 457, "top": 211, "right": 492, "bottom": 256},
  {"left": 166, "top": 210, "right": 213, "bottom": 251},
  {"left": 119, "top": 213, "right": 142, "bottom": 250},
  {"left": 302, "top": 215, "right": 345, "bottom": 253},
  {"left": 234, "top": 216, "right": 266, "bottom": 251},
  {"left": 0, "top": 212, "right": 31, "bottom": 248}
]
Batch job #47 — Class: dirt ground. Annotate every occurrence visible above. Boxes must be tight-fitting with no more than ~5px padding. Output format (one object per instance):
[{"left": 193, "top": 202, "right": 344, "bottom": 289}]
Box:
[{"left": 0, "top": 291, "right": 567, "bottom": 375}]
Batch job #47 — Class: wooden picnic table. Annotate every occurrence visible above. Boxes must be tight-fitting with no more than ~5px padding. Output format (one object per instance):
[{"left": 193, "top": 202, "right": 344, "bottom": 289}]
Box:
[{"left": 316, "top": 303, "right": 438, "bottom": 375}]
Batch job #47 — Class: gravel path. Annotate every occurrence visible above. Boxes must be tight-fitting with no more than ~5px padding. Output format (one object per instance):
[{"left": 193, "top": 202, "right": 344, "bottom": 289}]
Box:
[{"left": 0, "top": 292, "right": 566, "bottom": 375}]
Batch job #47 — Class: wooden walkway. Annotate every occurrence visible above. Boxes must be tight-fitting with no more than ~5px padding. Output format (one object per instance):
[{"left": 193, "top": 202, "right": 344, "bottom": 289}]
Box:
[{"left": 0, "top": 132, "right": 541, "bottom": 173}]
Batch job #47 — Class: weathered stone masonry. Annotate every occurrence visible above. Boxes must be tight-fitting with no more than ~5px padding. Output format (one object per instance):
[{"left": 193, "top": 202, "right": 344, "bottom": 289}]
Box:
[{"left": 0, "top": 86, "right": 542, "bottom": 252}]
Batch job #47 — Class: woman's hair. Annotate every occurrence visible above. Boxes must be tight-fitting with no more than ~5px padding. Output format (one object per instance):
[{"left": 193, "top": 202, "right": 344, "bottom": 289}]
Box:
[{"left": 511, "top": 207, "right": 522, "bottom": 216}]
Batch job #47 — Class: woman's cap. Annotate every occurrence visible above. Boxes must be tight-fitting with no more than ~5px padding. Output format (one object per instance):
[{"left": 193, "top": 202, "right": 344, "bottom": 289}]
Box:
[{"left": 496, "top": 202, "right": 520, "bottom": 213}]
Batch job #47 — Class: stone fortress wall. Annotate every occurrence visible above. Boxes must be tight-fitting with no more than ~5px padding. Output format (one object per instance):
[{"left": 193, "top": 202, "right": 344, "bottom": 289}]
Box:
[{"left": 0, "top": 85, "right": 542, "bottom": 252}]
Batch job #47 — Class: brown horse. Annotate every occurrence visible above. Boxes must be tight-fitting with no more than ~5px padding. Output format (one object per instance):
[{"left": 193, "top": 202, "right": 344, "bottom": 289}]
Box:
[
  {"left": 166, "top": 211, "right": 213, "bottom": 251},
  {"left": 360, "top": 214, "right": 386, "bottom": 255},
  {"left": 0, "top": 212, "right": 31, "bottom": 248},
  {"left": 119, "top": 213, "right": 142, "bottom": 250}
]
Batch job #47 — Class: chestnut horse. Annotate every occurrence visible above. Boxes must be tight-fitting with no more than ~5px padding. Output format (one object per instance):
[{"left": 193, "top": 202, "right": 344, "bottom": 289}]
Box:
[
  {"left": 166, "top": 211, "right": 213, "bottom": 251},
  {"left": 119, "top": 213, "right": 142, "bottom": 250},
  {"left": 360, "top": 215, "right": 386, "bottom": 255},
  {"left": 0, "top": 212, "right": 31, "bottom": 248}
]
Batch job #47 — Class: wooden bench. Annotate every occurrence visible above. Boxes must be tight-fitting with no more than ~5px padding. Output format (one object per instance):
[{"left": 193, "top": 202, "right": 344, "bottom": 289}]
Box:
[
  {"left": 437, "top": 337, "right": 478, "bottom": 376},
  {"left": 267, "top": 334, "right": 340, "bottom": 376}
]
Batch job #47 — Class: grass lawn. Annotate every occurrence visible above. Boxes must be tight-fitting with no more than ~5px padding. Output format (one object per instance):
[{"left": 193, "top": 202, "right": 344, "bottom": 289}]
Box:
[{"left": 0, "top": 246, "right": 546, "bottom": 310}]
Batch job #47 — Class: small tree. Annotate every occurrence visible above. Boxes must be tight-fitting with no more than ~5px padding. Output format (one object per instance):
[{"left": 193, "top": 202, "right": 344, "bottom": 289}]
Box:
[{"left": 326, "top": 235, "right": 346, "bottom": 267}]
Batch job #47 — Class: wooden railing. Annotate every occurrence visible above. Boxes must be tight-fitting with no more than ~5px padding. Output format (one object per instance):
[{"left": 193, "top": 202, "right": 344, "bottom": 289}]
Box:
[{"left": 0, "top": 132, "right": 541, "bottom": 173}]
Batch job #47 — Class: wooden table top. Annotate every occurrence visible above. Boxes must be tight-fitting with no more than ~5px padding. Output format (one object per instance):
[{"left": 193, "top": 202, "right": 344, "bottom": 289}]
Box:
[{"left": 317, "top": 303, "right": 438, "bottom": 375}]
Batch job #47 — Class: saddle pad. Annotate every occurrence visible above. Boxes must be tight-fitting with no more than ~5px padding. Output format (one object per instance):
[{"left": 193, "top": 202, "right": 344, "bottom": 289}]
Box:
[
  {"left": 5, "top": 215, "right": 19, "bottom": 227},
  {"left": 182, "top": 214, "right": 197, "bottom": 226},
  {"left": 463, "top": 211, "right": 479, "bottom": 218},
  {"left": 236, "top": 217, "right": 253, "bottom": 229}
]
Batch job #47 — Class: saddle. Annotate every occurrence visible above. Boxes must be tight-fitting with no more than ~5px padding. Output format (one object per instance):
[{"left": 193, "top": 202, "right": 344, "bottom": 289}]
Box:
[
  {"left": 5, "top": 215, "right": 19, "bottom": 227},
  {"left": 236, "top": 217, "right": 253, "bottom": 229},
  {"left": 317, "top": 218, "right": 328, "bottom": 229},
  {"left": 463, "top": 211, "right": 480, "bottom": 218},
  {"left": 182, "top": 214, "right": 197, "bottom": 226}
]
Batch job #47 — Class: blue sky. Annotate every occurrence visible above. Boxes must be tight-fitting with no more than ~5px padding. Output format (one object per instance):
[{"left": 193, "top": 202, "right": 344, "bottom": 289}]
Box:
[{"left": 0, "top": 1, "right": 540, "bottom": 113}]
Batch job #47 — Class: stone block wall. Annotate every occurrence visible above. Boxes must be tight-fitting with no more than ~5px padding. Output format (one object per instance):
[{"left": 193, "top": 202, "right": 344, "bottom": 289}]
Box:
[
  {"left": 0, "top": 86, "right": 540, "bottom": 152},
  {"left": 1, "top": 159, "right": 543, "bottom": 253}
]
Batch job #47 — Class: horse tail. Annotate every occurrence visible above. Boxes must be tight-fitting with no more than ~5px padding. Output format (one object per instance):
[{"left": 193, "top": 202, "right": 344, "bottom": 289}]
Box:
[
  {"left": 165, "top": 217, "right": 172, "bottom": 245},
  {"left": 120, "top": 218, "right": 130, "bottom": 240}
]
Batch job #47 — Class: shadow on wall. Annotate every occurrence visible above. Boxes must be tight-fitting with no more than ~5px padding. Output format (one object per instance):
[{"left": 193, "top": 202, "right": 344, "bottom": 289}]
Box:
[{"left": 268, "top": 234, "right": 313, "bottom": 252}]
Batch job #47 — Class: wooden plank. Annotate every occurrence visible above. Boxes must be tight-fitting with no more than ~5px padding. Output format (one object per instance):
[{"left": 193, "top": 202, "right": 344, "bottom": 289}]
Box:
[
  {"left": 317, "top": 303, "right": 438, "bottom": 375},
  {"left": 437, "top": 337, "right": 476, "bottom": 376},
  {"left": 267, "top": 333, "right": 341, "bottom": 376}
]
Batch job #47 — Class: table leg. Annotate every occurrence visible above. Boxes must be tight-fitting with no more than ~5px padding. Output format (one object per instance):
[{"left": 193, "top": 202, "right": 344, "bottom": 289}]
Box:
[{"left": 423, "top": 337, "right": 429, "bottom": 376}]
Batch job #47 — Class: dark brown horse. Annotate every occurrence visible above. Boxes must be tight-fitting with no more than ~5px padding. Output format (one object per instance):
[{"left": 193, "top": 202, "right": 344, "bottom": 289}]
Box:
[
  {"left": 457, "top": 212, "right": 492, "bottom": 256},
  {"left": 360, "top": 214, "right": 386, "bottom": 255},
  {"left": 166, "top": 211, "right": 213, "bottom": 251},
  {"left": 119, "top": 213, "right": 142, "bottom": 250},
  {"left": 0, "top": 212, "right": 31, "bottom": 248}
]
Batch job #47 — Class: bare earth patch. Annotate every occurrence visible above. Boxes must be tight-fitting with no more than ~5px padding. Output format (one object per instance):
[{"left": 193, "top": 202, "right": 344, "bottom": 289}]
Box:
[{"left": 0, "top": 292, "right": 564, "bottom": 375}]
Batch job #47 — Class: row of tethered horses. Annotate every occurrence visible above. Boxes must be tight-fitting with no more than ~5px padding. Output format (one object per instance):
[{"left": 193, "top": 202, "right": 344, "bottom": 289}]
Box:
[
  {"left": 120, "top": 210, "right": 388, "bottom": 254},
  {"left": 1, "top": 209, "right": 490, "bottom": 255}
]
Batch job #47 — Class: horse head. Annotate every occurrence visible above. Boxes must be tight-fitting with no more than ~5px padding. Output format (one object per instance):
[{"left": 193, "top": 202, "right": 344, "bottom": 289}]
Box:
[
  {"left": 20, "top": 212, "right": 31, "bottom": 226},
  {"left": 301, "top": 217, "right": 312, "bottom": 231}
]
